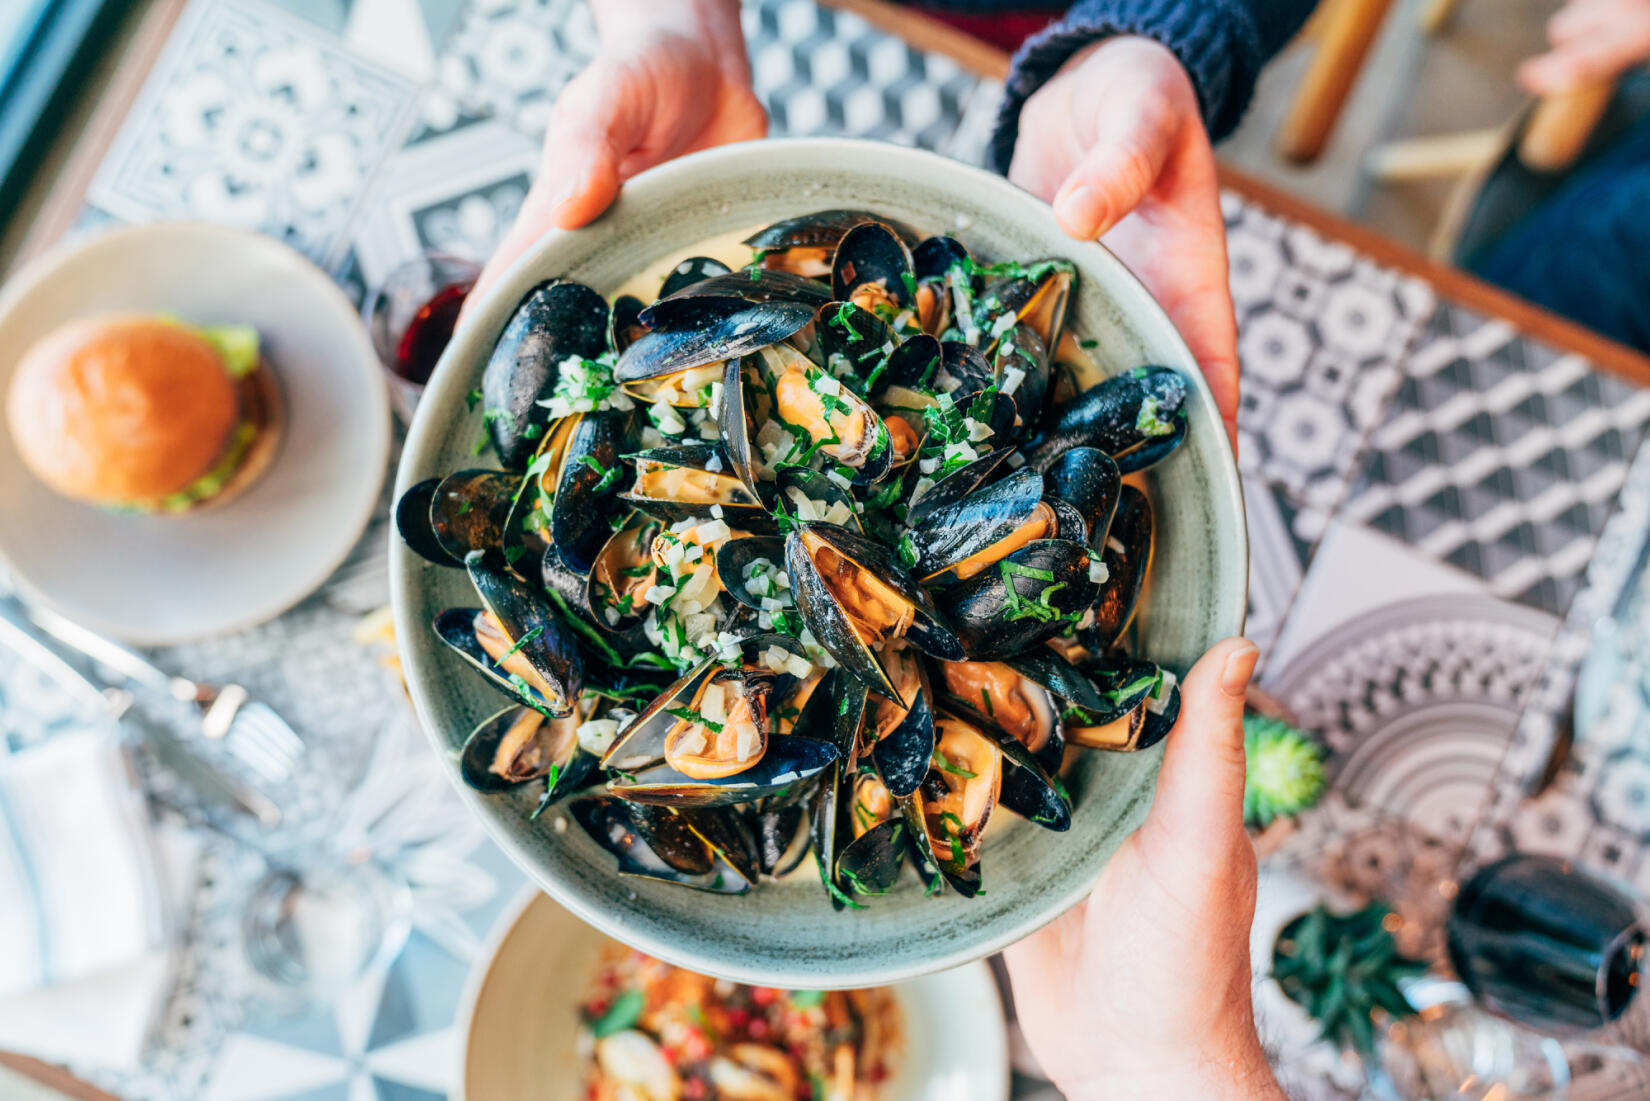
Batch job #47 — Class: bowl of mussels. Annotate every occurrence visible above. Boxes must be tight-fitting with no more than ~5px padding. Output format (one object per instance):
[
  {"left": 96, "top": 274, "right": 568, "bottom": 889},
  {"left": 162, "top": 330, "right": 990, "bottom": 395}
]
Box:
[{"left": 390, "top": 137, "right": 1247, "bottom": 988}]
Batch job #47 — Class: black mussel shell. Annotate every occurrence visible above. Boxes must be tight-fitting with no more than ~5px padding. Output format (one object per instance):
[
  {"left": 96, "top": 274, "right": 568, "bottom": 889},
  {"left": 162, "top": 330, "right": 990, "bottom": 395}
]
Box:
[
  {"left": 1023, "top": 366, "right": 1189, "bottom": 474},
  {"left": 905, "top": 447, "right": 1013, "bottom": 526},
  {"left": 718, "top": 356, "right": 765, "bottom": 504},
  {"left": 434, "top": 606, "right": 575, "bottom": 717},
  {"left": 775, "top": 466, "right": 862, "bottom": 531},
  {"left": 473, "top": 560, "right": 584, "bottom": 703},
  {"left": 816, "top": 301, "right": 895, "bottom": 387},
  {"left": 1044, "top": 447, "right": 1121, "bottom": 547},
  {"left": 658, "top": 256, "right": 733, "bottom": 300},
  {"left": 571, "top": 797, "right": 750, "bottom": 894},
  {"left": 1006, "top": 647, "right": 1126, "bottom": 721},
  {"left": 1090, "top": 485, "right": 1152, "bottom": 648},
  {"left": 968, "top": 716, "right": 1070, "bottom": 832},
  {"left": 940, "top": 538, "right": 1101, "bottom": 660},
  {"left": 939, "top": 340, "right": 994, "bottom": 397},
  {"left": 601, "top": 661, "right": 708, "bottom": 772},
  {"left": 785, "top": 523, "right": 963, "bottom": 702},
  {"left": 747, "top": 793, "right": 811, "bottom": 879},
  {"left": 912, "top": 235, "right": 970, "bottom": 280},
  {"left": 1138, "top": 679, "right": 1181, "bottom": 750},
  {"left": 616, "top": 300, "right": 817, "bottom": 383},
  {"left": 745, "top": 209, "right": 920, "bottom": 255},
  {"left": 908, "top": 467, "right": 1044, "bottom": 584},
  {"left": 836, "top": 817, "right": 908, "bottom": 898},
  {"left": 996, "top": 322, "right": 1051, "bottom": 435},
  {"left": 673, "top": 805, "right": 761, "bottom": 884},
  {"left": 549, "top": 409, "right": 634, "bottom": 574},
  {"left": 608, "top": 734, "right": 838, "bottom": 808},
  {"left": 832, "top": 222, "right": 915, "bottom": 309},
  {"left": 881, "top": 333, "right": 943, "bottom": 391},
  {"left": 980, "top": 263, "right": 1074, "bottom": 355},
  {"left": 458, "top": 705, "right": 591, "bottom": 795},
  {"left": 482, "top": 281, "right": 609, "bottom": 469},
  {"left": 610, "top": 294, "right": 646, "bottom": 353},
  {"left": 1060, "top": 657, "right": 1175, "bottom": 751},
  {"left": 395, "top": 478, "right": 460, "bottom": 567},
  {"left": 715, "top": 536, "right": 792, "bottom": 613},
  {"left": 872, "top": 685, "right": 935, "bottom": 798},
  {"left": 620, "top": 443, "right": 772, "bottom": 529},
  {"left": 641, "top": 270, "right": 832, "bottom": 329}
]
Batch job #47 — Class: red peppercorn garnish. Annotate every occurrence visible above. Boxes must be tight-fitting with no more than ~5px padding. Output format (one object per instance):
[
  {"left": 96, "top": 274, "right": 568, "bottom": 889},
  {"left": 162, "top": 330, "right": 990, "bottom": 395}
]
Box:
[{"left": 748, "top": 1017, "right": 769, "bottom": 1039}]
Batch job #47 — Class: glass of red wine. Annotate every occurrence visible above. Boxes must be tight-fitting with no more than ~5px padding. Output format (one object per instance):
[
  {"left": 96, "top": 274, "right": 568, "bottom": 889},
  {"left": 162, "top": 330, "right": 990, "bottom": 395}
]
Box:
[
  {"left": 1447, "top": 854, "right": 1646, "bottom": 1035},
  {"left": 363, "top": 252, "right": 482, "bottom": 423}
]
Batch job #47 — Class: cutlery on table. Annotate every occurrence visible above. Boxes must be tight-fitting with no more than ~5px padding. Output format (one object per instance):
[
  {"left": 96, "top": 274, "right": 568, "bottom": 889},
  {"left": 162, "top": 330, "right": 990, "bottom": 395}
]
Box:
[
  {"left": 0, "top": 608, "right": 282, "bottom": 827},
  {"left": 22, "top": 604, "right": 306, "bottom": 784}
]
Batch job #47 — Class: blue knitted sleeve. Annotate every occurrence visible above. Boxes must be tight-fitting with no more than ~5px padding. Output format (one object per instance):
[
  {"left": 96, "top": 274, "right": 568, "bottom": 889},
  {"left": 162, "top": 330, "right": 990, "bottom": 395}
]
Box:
[{"left": 986, "top": 0, "right": 1318, "bottom": 173}]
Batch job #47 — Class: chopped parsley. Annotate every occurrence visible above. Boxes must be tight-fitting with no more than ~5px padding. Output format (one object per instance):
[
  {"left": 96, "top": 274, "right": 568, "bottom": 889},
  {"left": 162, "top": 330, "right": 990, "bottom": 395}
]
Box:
[{"left": 934, "top": 751, "right": 977, "bottom": 779}]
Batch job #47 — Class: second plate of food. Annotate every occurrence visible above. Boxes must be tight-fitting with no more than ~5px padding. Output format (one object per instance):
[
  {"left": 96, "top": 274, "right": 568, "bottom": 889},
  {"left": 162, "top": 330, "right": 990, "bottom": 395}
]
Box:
[
  {"left": 392, "top": 137, "right": 1247, "bottom": 988},
  {"left": 459, "top": 887, "right": 1008, "bottom": 1101}
]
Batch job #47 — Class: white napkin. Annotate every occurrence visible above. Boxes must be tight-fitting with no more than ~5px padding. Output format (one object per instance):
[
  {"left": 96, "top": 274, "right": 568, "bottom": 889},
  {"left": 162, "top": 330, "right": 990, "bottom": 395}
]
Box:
[{"left": 0, "top": 730, "right": 166, "bottom": 996}]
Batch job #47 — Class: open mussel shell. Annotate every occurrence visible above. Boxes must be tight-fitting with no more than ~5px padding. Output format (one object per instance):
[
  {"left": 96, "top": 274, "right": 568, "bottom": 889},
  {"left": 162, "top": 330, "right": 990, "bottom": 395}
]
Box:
[
  {"left": 658, "top": 256, "right": 733, "bottom": 300},
  {"left": 640, "top": 269, "right": 832, "bottom": 329},
  {"left": 1023, "top": 366, "right": 1189, "bottom": 474},
  {"left": 714, "top": 535, "right": 791, "bottom": 613},
  {"left": 936, "top": 658, "right": 1062, "bottom": 769},
  {"left": 767, "top": 351, "right": 893, "bottom": 486},
  {"left": 1043, "top": 447, "right": 1121, "bottom": 547},
  {"left": 775, "top": 466, "right": 862, "bottom": 530},
  {"left": 395, "top": 478, "right": 461, "bottom": 567},
  {"left": 905, "top": 446, "right": 1013, "bottom": 526},
  {"left": 426, "top": 469, "right": 523, "bottom": 565},
  {"left": 816, "top": 300, "right": 895, "bottom": 387},
  {"left": 959, "top": 709, "right": 1070, "bottom": 832},
  {"left": 584, "top": 511, "right": 662, "bottom": 635},
  {"left": 458, "top": 704, "right": 597, "bottom": 808},
  {"left": 1090, "top": 485, "right": 1153, "bottom": 649},
  {"left": 909, "top": 467, "right": 1048, "bottom": 586},
  {"left": 865, "top": 644, "right": 935, "bottom": 798},
  {"left": 836, "top": 817, "right": 909, "bottom": 898},
  {"left": 609, "top": 735, "right": 838, "bottom": 808},
  {"left": 940, "top": 538, "right": 1101, "bottom": 660},
  {"left": 912, "top": 235, "right": 970, "bottom": 280},
  {"left": 831, "top": 221, "right": 916, "bottom": 311},
  {"left": 745, "top": 209, "right": 921, "bottom": 278},
  {"left": 995, "top": 322, "right": 1051, "bottom": 435},
  {"left": 907, "top": 710, "right": 1003, "bottom": 898},
  {"left": 435, "top": 564, "right": 584, "bottom": 714},
  {"left": 938, "top": 340, "right": 995, "bottom": 398},
  {"left": 620, "top": 443, "right": 772, "bottom": 529},
  {"left": 881, "top": 333, "right": 943, "bottom": 391},
  {"left": 980, "top": 262, "right": 1074, "bottom": 356},
  {"left": 570, "top": 796, "right": 751, "bottom": 894},
  {"left": 1060, "top": 656, "right": 1180, "bottom": 752},
  {"left": 785, "top": 522, "right": 964, "bottom": 703},
  {"left": 610, "top": 294, "right": 646, "bottom": 353},
  {"left": 616, "top": 299, "right": 817, "bottom": 383},
  {"left": 549, "top": 409, "right": 634, "bottom": 575},
  {"left": 482, "top": 280, "right": 610, "bottom": 469},
  {"left": 717, "top": 356, "right": 766, "bottom": 504}
]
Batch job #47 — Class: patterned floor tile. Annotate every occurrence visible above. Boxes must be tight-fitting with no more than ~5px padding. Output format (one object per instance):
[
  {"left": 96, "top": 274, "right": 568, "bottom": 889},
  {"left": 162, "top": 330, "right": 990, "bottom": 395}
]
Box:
[
  {"left": 1226, "top": 194, "right": 1439, "bottom": 516},
  {"left": 87, "top": 0, "right": 421, "bottom": 268},
  {"left": 1342, "top": 302, "right": 1650, "bottom": 615},
  {"left": 1243, "top": 475, "right": 1324, "bottom": 668}
]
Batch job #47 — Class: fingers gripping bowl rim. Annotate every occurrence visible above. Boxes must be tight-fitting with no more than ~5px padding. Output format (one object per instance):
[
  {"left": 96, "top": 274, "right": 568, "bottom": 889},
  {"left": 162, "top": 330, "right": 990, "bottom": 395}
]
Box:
[{"left": 391, "top": 137, "right": 1247, "bottom": 989}]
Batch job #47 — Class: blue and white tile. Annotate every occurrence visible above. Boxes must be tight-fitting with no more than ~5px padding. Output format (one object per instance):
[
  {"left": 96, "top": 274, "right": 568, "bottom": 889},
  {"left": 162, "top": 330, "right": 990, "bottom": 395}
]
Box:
[{"left": 88, "top": 0, "right": 421, "bottom": 268}]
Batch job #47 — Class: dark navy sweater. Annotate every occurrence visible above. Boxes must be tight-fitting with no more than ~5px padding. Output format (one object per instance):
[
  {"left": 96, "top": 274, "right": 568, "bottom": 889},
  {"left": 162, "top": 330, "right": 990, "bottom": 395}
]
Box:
[{"left": 914, "top": 1, "right": 1318, "bottom": 170}]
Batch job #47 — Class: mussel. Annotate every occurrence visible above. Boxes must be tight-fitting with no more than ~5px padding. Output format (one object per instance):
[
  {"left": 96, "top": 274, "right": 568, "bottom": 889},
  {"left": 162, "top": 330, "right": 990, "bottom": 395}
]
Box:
[
  {"left": 909, "top": 711, "right": 1003, "bottom": 897},
  {"left": 621, "top": 444, "right": 769, "bottom": 529},
  {"left": 1089, "top": 485, "right": 1153, "bottom": 649},
  {"left": 939, "top": 538, "right": 1102, "bottom": 660},
  {"left": 785, "top": 523, "right": 964, "bottom": 702},
  {"left": 746, "top": 210, "right": 920, "bottom": 278},
  {"left": 481, "top": 281, "right": 610, "bottom": 469},
  {"left": 1024, "top": 366, "right": 1189, "bottom": 474},
  {"left": 434, "top": 560, "right": 584, "bottom": 716},
  {"left": 458, "top": 704, "right": 598, "bottom": 813},
  {"left": 570, "top": 796, "right": 752, "bottom": 893}
]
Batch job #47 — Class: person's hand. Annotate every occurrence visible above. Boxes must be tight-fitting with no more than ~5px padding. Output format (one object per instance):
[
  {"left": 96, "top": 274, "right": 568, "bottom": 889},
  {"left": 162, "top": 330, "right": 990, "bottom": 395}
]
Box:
[
  {"left": 1520, "top": 0, "right": 1650, "bottom": 95},
  {"left": 1008, "top": 36, "right": 1239, "bottom": 447},
  {"left": 469, "top": 0, "right": 765, "bottom": 309},
  {"left": 1004, "top": 637, "right": 1287, "bottom": 1101}
]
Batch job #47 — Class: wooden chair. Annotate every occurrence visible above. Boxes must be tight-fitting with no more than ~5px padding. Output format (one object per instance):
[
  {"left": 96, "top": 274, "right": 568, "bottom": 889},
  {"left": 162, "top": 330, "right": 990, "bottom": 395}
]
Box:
[{"left": 1277, "top": 0, "right": 1613, "bottom": 174}]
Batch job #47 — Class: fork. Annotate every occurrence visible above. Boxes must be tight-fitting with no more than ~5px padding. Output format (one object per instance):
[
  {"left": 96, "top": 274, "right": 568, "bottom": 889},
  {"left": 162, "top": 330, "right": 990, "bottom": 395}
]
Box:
[{"left": 24, "top": 604, "right": 306, "bottom": 784}]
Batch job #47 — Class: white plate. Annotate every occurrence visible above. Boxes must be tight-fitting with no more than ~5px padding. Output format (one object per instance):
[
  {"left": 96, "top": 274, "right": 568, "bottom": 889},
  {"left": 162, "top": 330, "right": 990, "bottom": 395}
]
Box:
[
  {"left": 457, "top": 886, "right": 1011, "bottom": 1101},
  {"left": 0, "top": 223, "right": 389, "bottom": 644}
]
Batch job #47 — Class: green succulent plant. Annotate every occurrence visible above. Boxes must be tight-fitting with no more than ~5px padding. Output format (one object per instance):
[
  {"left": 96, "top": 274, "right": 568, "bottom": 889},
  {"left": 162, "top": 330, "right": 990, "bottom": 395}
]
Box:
[
  {"left": 1243, "top": 714, "right": 1327, "bottom": 828},
  {"left": 1271, "top": 903, "right": 1428, "bottom": 1060}
]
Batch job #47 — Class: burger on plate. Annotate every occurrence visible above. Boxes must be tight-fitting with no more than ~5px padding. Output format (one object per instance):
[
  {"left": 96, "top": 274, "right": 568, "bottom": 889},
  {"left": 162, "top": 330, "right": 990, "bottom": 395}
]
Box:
[{"left": 6, "top": 315, "right": 283, "bottom": 513}]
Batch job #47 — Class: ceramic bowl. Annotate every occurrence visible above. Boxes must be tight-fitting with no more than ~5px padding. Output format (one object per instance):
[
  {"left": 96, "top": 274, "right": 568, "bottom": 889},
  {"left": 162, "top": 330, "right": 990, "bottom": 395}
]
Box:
[
  {"left": 392, "top": 137, "right": 1247, "bottom": 989},
  {"left": 0, "top": 222, "right": 389, "bottom": 643},
  {"left": 456, "top": 886, "right": 1009, "bottom": 1101}
]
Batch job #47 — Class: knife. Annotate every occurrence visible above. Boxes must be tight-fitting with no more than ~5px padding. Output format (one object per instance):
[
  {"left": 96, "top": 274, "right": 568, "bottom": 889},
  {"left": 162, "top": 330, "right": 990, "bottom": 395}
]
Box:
[{"left": 0, "top": 604, "right": 281, "bottom": 827}]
